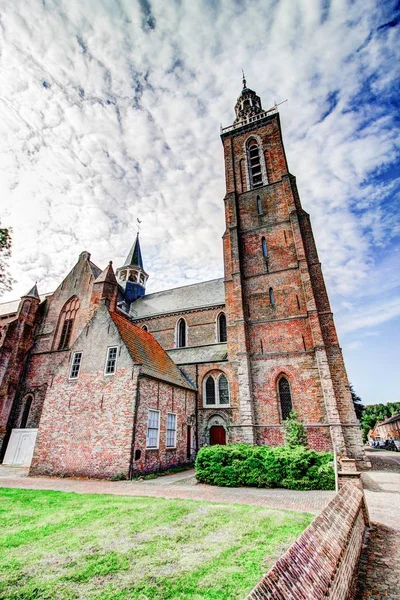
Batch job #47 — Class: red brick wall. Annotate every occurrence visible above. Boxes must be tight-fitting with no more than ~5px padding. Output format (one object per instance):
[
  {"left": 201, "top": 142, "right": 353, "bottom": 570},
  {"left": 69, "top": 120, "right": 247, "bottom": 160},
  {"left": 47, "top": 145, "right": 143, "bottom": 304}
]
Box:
[
  {"left": 246, "top": 484, "right": 368, "bottom": 600},
  {"left": 131, "top": 306, "right": 225, "bottom": 350},
  {"left": 132, "top": 376, "right": 196, "bottom": 474}
]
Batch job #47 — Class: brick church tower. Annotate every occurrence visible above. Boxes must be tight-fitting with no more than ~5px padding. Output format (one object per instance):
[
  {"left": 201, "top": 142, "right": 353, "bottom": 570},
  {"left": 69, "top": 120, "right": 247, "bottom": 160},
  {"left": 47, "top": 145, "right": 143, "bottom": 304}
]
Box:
[{"left": 221, "top": 76, "right": 366, "bottom": 465}]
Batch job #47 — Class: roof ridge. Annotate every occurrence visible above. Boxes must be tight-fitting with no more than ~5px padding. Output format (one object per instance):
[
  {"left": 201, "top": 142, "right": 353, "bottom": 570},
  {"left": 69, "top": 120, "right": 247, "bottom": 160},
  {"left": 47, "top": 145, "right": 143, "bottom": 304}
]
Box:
[{"left": 138, "top": 277, "right": 224, "bottom": 298}]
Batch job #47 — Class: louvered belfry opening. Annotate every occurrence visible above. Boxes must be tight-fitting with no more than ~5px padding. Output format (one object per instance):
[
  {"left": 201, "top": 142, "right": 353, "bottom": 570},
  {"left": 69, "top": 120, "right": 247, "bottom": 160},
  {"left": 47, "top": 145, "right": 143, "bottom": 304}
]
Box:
[
  {"left": 248, "top": 142, "right": 262, "bottom": 188},
  {"left": 278, "top": 377, "right": 293, "bottom": 420}
]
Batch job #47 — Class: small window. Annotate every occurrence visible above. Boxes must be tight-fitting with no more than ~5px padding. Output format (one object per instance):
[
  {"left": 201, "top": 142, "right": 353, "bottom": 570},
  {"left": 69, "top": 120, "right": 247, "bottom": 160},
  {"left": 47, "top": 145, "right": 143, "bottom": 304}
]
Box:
[
  {"left": 147, "top": 410, "right": 160, "bottom": 448},
  {"left": 166, "top": 413, "right": 177, "bottom": 448},
  {"left": 278, "top": 377, "right": 293, "bottom": 420},
  {"left": 69, "top": 352, "right": 82, "bottom": 379},
  {"left": 217, "top": 312, "right": 227, "bottom": 343},
  {"left": 269, "top": 287, "right": 275, "bottom": 306},
  {"left": 205, "top": 375, "right": 216, "bottom": 405},
  {"left": 142, "top": 325, "right": 148, "bottom": 332},
  {"left": 262, "top": 237, "right": 268, "bottom": 258},
  {"left": 105, "top": 346, "right": 118, "bottom": 375},
  {"left": 20, "top": 395, "right": 33, "bottom": 428},
  {"left": 257, "top": 195, "right": 262, "bottom": 215},
  {"left": 296, "top": 295, "right": 301, "bottom": 310},
  {"left": 177, "top": 318, "right": 186, "bottom": 348}
]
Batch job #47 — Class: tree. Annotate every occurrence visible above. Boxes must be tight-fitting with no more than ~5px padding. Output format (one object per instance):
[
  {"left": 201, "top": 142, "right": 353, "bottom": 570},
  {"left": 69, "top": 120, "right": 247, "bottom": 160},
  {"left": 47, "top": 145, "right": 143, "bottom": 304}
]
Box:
[
  {"left": 350, "top": 383, "right": 364, "bottom": 420},
  {"left": 360, "top": 402, "right": 400, "bottom": 442},
  {"left": 284, "top": 410, "right": 308, "bottom": 448},
  {"left": 0, "top": 224, "right": 13, "bottom": 297}
]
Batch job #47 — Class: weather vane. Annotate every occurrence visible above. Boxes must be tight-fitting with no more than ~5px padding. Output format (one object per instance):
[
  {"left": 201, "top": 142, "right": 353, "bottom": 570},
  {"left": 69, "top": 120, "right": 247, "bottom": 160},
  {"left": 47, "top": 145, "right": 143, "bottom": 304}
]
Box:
[{"left": 136, "top": 218, "right": 142, "bottom": 234}]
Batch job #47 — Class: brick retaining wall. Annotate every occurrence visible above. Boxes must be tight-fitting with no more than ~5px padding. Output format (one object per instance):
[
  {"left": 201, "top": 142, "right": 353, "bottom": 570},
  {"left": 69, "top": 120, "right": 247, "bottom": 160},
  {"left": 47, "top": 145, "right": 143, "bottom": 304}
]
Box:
[{"left": 246, "top": 483, "right": 368, "bottom": 600}]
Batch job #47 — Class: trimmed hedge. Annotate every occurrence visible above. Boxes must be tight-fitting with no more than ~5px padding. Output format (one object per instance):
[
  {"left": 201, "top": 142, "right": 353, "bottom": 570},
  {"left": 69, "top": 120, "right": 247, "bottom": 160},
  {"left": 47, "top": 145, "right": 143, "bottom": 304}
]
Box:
[{"left": 195, "top": 444, "right": 335, "bottom": 490}]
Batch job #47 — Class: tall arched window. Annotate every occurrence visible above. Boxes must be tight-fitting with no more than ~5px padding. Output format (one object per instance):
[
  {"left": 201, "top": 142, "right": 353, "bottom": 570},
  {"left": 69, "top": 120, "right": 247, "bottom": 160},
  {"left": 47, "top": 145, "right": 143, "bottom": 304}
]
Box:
[
  {"left": 217, "top": 312, "right": 227, "bottom": 342},
  {"left": 218, "top": 374, "right": 229, "bottom": 405},
  {"left": 205, "top": 375, "right": 216, "bottom": 405},
  {"left": 20, "top": 394, "right": 33, "bottom": 428},
  {"left": 247, "top": 140, "right": 262, "bottom": 188},
  {"left": 278, "top": 377, "right": 293, "bottom": 420},
  {"left": 262, "top": 237, "right": 268, "bottom": 258},
  {"left": 55, "top": 296, "right": 80, "bottom": 350},
  {"left": 269, "top": 287, "right": 275, "bottom": 307},
  {"left": 257, "top": 195, "right": 263, "bottom": 215},
  {"left": 177, "top": 318, "right": 187, "bottom": 348},
  {"left": 204, "top": 372, "right": 230, "bottom": 407}
]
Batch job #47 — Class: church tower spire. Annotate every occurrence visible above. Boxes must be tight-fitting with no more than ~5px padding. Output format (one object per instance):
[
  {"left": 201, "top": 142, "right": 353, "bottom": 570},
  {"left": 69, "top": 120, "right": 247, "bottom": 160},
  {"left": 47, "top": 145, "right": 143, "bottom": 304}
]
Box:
[{"left": 116, "top": 233, "right": 148, "bottom": 305}]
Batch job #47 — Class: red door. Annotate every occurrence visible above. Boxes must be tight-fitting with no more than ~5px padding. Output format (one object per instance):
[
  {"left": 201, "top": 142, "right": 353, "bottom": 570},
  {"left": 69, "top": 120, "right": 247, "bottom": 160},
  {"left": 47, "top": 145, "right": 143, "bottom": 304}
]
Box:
[{"left": 210, "top": 426, "right": 226, "bottom": 446}]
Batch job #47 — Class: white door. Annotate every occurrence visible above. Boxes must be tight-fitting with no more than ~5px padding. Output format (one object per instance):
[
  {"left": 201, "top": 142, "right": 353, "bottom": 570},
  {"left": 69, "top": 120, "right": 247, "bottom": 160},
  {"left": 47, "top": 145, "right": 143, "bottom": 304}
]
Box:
[{"left": 3, "top": 429, "right": 38, "bottom": 466}]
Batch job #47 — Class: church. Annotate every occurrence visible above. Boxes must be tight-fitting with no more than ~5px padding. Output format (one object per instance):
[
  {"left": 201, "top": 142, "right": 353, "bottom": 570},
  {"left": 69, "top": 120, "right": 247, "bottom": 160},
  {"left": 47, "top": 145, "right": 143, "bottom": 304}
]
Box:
[{"left": 0, "top": 78, "right": 367, "bottom": 478}]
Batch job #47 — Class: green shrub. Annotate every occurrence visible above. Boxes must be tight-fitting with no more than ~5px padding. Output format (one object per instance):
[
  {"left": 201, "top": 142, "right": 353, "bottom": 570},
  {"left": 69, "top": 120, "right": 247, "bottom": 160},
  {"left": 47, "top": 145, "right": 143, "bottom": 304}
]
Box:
[
  {"left": 195, "top": 444, "right": 335, "bottom": 490},
  {"left": 284, "top": 410, "right": 308, "bottom": 448}
]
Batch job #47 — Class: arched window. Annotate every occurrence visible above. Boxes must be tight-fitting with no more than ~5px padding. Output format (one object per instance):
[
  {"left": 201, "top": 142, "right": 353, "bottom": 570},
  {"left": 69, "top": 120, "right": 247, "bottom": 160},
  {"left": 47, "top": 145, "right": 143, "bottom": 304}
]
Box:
[
  {"left": 262, "top": 237, "right": 268, "bottom": 258},
  {"left": 20, "top": 394, "right": 33, "bottom": 428},
  {"left": 217, "top": 312, "right": 227, "bottom": 343},
  {"left": 269, "top": 287, "right": 275, "bottom": 306},
  {"left": 55, "top": 296, "right": 80, "bottom": 350},
  {"left": 177, "top": 318, "right": 186, "bottom": 348},
  {"left": 205, "top": 376, "right": 216, "bottom": 405},
  {"left": 257, "top": 195, "right": 263, "bottom": 215},
  {"left": 247, "top": 140, "right": 262, "bottom": 188},
  {"left": 278, "top": 377, "right": 293, "bottom": 420},
  {"left": 142, "top": 325, "right": 148, "bottom": 332},
  {"left": 204, "top": 373, "right": 230, "bottom": 407}
]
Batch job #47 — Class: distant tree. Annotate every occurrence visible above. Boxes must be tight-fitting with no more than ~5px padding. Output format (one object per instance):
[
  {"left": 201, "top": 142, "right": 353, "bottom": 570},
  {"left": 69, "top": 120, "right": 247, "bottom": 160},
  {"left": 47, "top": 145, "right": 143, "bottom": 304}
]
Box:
[
  {"left": 284, "top": 410, "right": 308, "bottom": 448},
  {"left": 0, "top": 224, "right": 13, "bottom": 297},
  {"left": 350, "top": 383, "right": 364, "bottom": 420},
  {"left": 360, "top": 402, "right": 400, "bottom": 442}
]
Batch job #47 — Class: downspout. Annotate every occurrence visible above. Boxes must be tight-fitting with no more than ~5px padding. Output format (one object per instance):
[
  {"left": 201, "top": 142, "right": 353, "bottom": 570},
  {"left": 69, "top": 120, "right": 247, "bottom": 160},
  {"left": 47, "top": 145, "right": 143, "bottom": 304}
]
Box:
[
  {"left": 128, "top": 370, "right": 141, "bottom": 479},
  {"left": 195, "top": 364, "right": 199, "bottom": 454}
]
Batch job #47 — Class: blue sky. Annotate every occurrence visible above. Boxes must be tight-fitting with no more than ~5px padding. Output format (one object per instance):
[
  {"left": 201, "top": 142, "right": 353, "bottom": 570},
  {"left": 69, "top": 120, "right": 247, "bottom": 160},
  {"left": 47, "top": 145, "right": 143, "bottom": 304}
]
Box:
[{"left": 0, "top": 0, "right": 399, "bottom": 405}]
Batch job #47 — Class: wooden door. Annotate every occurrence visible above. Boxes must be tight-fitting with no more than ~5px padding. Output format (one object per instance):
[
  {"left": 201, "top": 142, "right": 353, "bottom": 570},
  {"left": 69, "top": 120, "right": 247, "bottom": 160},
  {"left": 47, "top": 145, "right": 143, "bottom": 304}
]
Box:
[{"left": 210, "top": 425, "right": 226, "bottom": 446}]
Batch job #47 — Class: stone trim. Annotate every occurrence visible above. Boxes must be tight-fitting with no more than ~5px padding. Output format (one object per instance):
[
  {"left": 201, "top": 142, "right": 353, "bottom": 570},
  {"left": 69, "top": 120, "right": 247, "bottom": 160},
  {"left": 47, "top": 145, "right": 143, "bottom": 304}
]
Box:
[
  {"left": 130, "top": 303, "right": 225, "bottom": 322},
  {"left": 245, "top": 483, "right": 368, "bottom": 600}
]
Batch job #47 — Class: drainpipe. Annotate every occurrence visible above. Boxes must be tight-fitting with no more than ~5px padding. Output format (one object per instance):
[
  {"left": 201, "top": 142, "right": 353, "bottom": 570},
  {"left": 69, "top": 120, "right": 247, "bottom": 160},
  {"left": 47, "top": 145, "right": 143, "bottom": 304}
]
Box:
[{"left": 129, "top": 371, "right": 141, "bottom": 479}]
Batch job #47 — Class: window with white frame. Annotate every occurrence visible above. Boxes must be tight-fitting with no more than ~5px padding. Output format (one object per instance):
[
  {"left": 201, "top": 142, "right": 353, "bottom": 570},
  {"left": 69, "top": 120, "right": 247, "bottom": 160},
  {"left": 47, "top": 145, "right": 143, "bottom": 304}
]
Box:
[
  {"left": 104, "top": 346, "right": 118, "bottom": 375},
  {"left": 166, "top": 413, "right": 177, "bottom": 448},
  {"left": 204, "top": 373, "right": 230, "bottom": 407},
  {"left": 69, "top": 352, "right": 82, "bottom": 379},
  {"left": 147, "top": 410, "right": 160, "bottom": 448}
]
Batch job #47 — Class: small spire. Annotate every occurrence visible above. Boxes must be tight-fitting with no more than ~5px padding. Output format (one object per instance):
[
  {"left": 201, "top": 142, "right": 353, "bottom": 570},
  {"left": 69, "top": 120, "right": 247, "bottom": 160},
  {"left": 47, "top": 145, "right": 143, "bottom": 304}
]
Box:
[
  {"left": 22, "top": 283, "right": 40, "bottom": 300},
  {"left": 242, "top": 69, "right": 246, "bottom": 89},
  {"left": 123, "top": 232, "right": 144, "bottom": 269}
]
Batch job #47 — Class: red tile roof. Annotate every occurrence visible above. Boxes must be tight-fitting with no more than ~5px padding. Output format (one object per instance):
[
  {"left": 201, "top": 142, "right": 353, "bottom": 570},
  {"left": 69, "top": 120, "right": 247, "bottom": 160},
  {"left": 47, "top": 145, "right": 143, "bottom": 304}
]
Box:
[{"left": 110, "top": 310, "right": 193, "bottom": 389}]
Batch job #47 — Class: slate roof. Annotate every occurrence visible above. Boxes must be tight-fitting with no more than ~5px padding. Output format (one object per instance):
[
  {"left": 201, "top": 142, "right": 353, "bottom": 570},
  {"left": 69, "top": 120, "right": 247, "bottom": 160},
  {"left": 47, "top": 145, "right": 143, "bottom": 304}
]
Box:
[
  {"left": 89, "top": 261, "right": 102, "bottom": 279},
  {"left": 122, "top": 234, "right": 144, "bottom": 269},
  {"left": 167, "top": 343, "right": 228, "bottom": 365},
  {"left": 130, "top": 278, "right": 225, "bottom": 319},
  {"left": 110, "top": 310, "right": 194, "bottom": 390},
  {"left": 23, "top": 284, "right": 40, "bottom": 299},
  {"left": 0, "top": 293, "right": 52, "bottom": 317},
  {"left": 378, "top": 412, "right": 400, "bottom": 426}
]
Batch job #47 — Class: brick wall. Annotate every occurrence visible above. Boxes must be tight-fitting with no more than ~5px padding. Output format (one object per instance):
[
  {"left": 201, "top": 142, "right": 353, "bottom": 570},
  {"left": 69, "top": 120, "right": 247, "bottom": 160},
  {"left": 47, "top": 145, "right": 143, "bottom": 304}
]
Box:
[
  {"left": 132, "top": 376, "right": 196, "bottom": 474},
  {"left": 246, "top": 483, "right": 368, "bottom": 600}
]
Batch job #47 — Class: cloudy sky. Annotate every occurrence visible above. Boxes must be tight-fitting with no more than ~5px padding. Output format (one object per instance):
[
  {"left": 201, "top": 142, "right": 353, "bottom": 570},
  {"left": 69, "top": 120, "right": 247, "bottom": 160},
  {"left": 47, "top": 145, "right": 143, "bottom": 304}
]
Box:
[{"left": 0, "top": 0, "right": 399, "bottom": 404}]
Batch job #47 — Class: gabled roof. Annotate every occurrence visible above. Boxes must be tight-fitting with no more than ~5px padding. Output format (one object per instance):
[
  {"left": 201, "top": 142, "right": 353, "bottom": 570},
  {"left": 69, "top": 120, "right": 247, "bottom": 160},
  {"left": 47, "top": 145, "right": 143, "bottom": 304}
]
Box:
[
  {"left": 122, "top": 233, "right": 144, "bottom": 269},
  {"left": 378, "top": 412, "right": 400, "bottom": 426},
  {"left": 89, "top": 261, "right": 102, "bottom": 279},
  {"left": 130, "top": 278, "right": 225, "bottom": 319},
  {"left": 110, "top": 310, "right": 194, "bottom": 390}
]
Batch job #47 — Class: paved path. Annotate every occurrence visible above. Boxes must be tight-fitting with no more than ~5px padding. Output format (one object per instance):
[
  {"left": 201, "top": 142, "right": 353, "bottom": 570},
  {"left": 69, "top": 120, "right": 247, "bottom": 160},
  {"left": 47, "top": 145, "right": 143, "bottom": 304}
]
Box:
[
  {"left": 355, "top": 463, "right": 400, "bottom": 600},
  {"left": 0, "top": 466, "right": 334, "bottom": 514}
]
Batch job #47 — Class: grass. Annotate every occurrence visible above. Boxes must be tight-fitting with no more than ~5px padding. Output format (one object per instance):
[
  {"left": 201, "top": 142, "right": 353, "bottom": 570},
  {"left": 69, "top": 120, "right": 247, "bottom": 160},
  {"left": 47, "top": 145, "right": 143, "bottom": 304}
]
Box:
[{"left": 0, "top": 488, "right": 312, "bottom": 600}]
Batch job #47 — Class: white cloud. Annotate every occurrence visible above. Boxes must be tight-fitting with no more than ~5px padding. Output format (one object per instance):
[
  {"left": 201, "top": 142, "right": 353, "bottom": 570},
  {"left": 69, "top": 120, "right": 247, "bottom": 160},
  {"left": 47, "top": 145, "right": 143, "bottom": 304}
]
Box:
[{"left": 0, "top": 1, "right": 399, "bottom": 353}]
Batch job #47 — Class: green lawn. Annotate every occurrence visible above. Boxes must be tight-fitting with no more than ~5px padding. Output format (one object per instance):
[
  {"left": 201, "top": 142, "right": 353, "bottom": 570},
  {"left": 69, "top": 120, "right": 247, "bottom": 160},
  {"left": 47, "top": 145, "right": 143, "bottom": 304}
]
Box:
[{"left": 0, "top": 488, "right": 312, "bottom": 600}]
